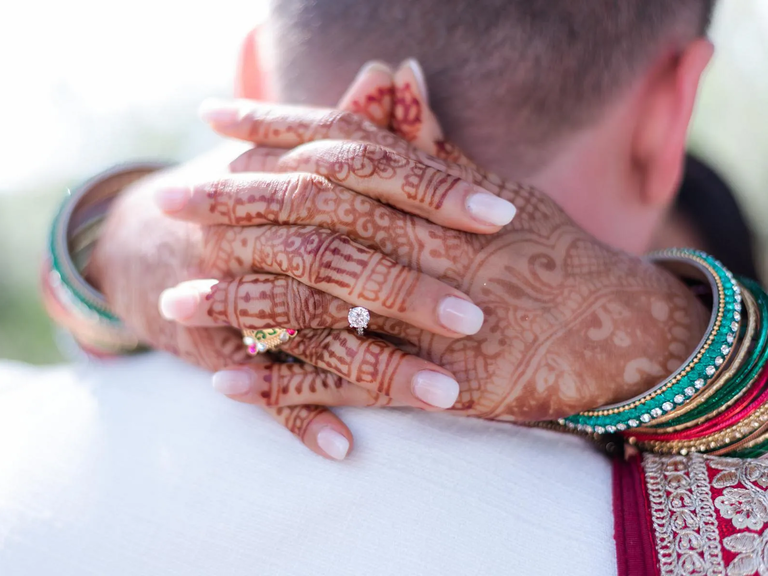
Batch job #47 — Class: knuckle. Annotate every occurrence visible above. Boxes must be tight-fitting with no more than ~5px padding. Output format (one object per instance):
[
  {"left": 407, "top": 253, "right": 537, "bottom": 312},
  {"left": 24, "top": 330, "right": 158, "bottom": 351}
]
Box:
[
  {"left": 232, "top": 278, "right": 263, "bottom": 327},
  {"left": 318, "top": 109, "right": 365, "bottom": 138},
  {"left": 317, "top": 370, "right": 345, "bottom": 392},
  {"left": 293, "top": 329, "right": 337, "bottom": 368},
  {"left": 310, "top": 231, "right": 362, "bottom": 282},
  {"left": 285, "top": 173, "right": 327, "bottom": 213},
  {"left": 206, "top": 280, "right": 234, "bottom": 326},
  {"left": 286, "top": 279, "right": 332, "bottom": 327},
  {"left": 268, "top": 173, "right": 330, "bottom": 224},
  {"left": 196, "top": 177, "right": 236, "bottom": 203}
]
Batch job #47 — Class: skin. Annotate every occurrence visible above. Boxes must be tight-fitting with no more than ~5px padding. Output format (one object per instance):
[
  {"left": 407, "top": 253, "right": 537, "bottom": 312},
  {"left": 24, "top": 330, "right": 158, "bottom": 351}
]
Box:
[
  {"left": 89, "top": 67, "right": 405, "bottom": 458},
  {"left": 90, "top": 24, "right": 716, "bottom": 457},
  {"left": 89, "top": 63, "right": 709, "bottom": 465},
  {"left": 163, "top": 68, "right": 708, "bottom": 423}
]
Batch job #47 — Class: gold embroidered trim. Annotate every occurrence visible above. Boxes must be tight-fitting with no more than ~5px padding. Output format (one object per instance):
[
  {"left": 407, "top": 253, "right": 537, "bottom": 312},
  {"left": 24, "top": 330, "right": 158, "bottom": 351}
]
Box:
[{"left": 643, "top": 454, "right": 726, "bottom": 576}]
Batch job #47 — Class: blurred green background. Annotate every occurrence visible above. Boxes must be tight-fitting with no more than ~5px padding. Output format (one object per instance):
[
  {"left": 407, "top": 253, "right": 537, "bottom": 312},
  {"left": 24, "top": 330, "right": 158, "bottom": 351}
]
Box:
[{"left": 1, "top": 1, "right": 767, "bottom": 365}]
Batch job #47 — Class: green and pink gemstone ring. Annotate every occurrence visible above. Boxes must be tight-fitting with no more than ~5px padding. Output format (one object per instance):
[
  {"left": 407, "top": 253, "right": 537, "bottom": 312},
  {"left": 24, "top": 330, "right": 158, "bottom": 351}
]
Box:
[{"left": 243, "top": 328, "right": 298, "bottom": 355}]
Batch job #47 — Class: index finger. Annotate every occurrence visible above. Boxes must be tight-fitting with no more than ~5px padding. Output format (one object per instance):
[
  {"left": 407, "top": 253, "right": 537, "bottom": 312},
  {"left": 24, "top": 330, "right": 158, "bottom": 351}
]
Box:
[
  {"left": 199, "top": 98, "right": 409, "bottom": 154},
  {"left": 200, "top": 98, "right": 512, "bottom": 201}
]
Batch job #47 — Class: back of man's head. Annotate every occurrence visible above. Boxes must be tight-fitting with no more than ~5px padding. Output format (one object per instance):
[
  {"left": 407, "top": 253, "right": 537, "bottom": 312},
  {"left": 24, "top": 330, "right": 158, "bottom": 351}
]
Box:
[{"left": 266, "top": 0, "right": 716, "bottom": 176}]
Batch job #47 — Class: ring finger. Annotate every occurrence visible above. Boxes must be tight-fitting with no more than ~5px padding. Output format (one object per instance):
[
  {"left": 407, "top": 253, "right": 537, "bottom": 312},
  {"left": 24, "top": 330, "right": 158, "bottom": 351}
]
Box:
[
  {"left": 202, "top": 224, "right": 485, "bottom": 338},
  {"left": 213, "top": 362, "right": 404, "bottom": 408},
  {"left": 282, "top": 328, "right": 461, "bottom": 410},
  {"left": 158, "top": 276, "right": 419, "bottom": 343}
]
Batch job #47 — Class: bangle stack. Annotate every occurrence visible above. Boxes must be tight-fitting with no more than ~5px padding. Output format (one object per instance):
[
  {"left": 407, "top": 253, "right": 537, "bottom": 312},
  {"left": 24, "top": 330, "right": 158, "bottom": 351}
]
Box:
[
  {"left": 562, "top": 249, "right": 742, "bottom": 434},
  {"left": 559, "top": 248, "right": 768, "bottom": 458},
  {"left": 43, "top": 162, "right": 170, "bottom": 356}
]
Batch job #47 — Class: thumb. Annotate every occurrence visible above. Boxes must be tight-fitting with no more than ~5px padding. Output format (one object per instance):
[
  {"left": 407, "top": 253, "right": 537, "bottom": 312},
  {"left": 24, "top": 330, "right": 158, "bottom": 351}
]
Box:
[
  {"left": 337, "top": 61, "right": 395, "bottom": 127},
  {"left": 393, "top": 59, "right": 475, "bottom": 167}
]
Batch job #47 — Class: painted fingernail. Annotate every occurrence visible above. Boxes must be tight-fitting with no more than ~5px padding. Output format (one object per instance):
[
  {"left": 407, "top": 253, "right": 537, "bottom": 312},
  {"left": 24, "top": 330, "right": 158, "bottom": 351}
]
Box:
[
  {"left": 355, "top": 60, "right": 392, "bottom": 80},
  {"left": 317, "top": 427, "right": 350, "bottom": 461},
  {"left": 438, "top": 296, "right": 484, "bottom": 335},
  {"left": 159, "top": 286, "right": 200, "bottom": 321},
  {"left": 212, "top": 370, "right": 252, "bottom": 395},
  {"left": 466, "top": 189, "right": 517, "bottom": 226},
  {"left": 412, "top": 371, "right": 460, "bottom": 409},
  {"left": 154, "top": 186, "right": 191, "bottom": 213},
  {"left": 198, "top": 98, "right": 241, "bottom": 126},
  {"left": 403, "top": 58, "right": 428, "bottom": 101}
]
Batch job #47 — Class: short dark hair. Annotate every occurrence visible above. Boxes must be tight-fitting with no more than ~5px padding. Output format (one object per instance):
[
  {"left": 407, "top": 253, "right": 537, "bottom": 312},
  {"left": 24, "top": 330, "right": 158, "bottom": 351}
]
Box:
[{"left": 268, "top": 0, "right": 717, "bottom": 173}]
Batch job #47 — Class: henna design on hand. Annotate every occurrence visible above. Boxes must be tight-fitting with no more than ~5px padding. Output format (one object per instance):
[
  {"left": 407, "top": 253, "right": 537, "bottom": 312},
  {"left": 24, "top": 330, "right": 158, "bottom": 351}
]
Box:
[
  {"left": 190, "top": 94, "right": 711, "bottom": 421},
  {"left": 274, "top": 404, "right": 325, "bottom": 440},
  {"left": 347, "top": 85, "right": 395, "bottom": 129},
  {"left": 251, "top": 362, "right": 394, "bottom": 408},
  {"left": 284, "top": 329, "right": 408, "bottom": 399},
  {"left": 391, "top": 82, "right": 422, "bottom": 143},
  {"left": 93, "top": 71, "right": 710, "bottom": 430}
]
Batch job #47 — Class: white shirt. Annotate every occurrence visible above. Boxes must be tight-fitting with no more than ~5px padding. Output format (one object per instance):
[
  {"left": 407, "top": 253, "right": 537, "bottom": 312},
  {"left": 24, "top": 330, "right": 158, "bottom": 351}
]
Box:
[{"left": 0, "top": 353, "right": 617, "bottom": 575}]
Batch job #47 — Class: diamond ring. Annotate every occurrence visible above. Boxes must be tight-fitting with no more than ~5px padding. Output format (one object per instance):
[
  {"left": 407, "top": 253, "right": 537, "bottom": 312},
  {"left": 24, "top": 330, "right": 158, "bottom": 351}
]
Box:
[
  {"left": 348, "top": 307, "right": 371, "bottom": 336},
  {"left": 243, "top": 328, "right": 297, "bottom": 355}
]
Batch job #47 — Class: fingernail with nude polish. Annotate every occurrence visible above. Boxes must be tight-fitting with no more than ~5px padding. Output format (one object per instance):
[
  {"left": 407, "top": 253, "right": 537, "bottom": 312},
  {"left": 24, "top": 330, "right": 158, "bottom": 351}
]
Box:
[
  {"left": 154, "top": 186, "right": 191, "bottom": 213},
  {"left": 198, "top": 98, "right": 241, "bottom": 126},
  {"left": 212, "top": 370, "right": 252, "bottom": 395},
  {"left": 159, "top": 286, "right": 200, "bottom": 321},
  {"left": 317, "top": 427, "right": 350, "bottom": 460},
  {"left": 403, "top": 58, "right": 429, "bottom": 101},
  {"left": 438, "top": 296, "right": 484, "bottom": 335},
  {"left": 412, "top": 371, "right": 460, "bottom": 409},
  {"left": 466, "top": 189, "right": 517, "bottom": 227},
  {"left": 355, "top": 60, "right": 393, "bottom": 80}
]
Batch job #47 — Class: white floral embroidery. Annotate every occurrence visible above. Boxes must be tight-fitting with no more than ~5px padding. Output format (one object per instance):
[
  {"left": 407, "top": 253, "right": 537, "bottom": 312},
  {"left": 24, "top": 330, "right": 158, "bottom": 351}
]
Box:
[
  {"left": 643, "top": 454, "right": 725, "bottom": 576},
  {"left": 723, "top": 532, "right": 768, "bottom": 576},
  {"left": 711, "top": 459, "right": 768, "bottom": 531},
  {"left": 643, "top": 455, "right": 768, "bottom": 576}
]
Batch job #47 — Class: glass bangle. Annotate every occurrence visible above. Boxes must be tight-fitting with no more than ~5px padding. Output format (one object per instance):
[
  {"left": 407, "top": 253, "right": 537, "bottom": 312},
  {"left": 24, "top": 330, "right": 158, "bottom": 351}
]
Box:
[
  {"left": 46, "top": 163, "right": 170, "bottom": 354},
  {"left": 561, "top": 249, "right": 741, "bottom": 434},
  {"left": 647, "top": 278, "right": 768, "bottom": 431}
]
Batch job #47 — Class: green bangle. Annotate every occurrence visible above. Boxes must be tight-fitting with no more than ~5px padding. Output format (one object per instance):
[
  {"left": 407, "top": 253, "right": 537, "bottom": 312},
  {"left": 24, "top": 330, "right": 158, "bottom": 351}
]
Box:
[
  {"left": 46, "top": 162, "right": 170, "bottom": 354},
  {"left": 561, "top": 249, "right": 741, "bottom": 434},
  {"left": 652, "top": 277, "right": 768, "bottom": 429}
]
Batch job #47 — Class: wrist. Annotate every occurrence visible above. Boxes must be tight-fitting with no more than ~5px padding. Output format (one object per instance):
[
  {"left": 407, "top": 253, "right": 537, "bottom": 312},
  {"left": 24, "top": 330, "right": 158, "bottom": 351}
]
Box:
[
  {"left": 43, "top": 162, "right": 171, "bottom": 356},
  {"left": 564, "top": 249, "right": 742, "bottom": 433}
]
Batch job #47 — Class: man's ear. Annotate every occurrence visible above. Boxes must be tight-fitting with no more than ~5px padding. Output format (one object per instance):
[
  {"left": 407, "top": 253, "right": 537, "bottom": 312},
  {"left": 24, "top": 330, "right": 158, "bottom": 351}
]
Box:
[{"left": 633, "top": 38, "right": 714, "bottom": 207}]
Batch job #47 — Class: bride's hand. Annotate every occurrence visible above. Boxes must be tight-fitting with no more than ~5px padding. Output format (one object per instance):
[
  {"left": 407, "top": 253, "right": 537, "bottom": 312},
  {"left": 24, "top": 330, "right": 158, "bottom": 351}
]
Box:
[
  {"left": 162, "top": 60, "right": 708, "bottom": 424},
  {"left": 91, "top": 64, "right": 442, "bottom": 461}
]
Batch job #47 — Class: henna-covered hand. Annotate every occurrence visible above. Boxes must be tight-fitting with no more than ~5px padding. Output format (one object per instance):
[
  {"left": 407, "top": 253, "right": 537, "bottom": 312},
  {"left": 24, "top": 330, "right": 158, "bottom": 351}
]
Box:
[
  {"left": 88, "top": 63, "right": 428, "bottom": 461},
  {"left": 165, "top": 60, "right": 709, "bottom": 422}
]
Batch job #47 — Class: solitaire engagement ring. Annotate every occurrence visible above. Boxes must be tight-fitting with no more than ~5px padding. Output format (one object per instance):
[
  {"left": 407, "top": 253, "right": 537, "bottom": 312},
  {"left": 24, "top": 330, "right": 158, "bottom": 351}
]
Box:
[{"left": 348, "top": 307, "right": 371, "bottom": 336}]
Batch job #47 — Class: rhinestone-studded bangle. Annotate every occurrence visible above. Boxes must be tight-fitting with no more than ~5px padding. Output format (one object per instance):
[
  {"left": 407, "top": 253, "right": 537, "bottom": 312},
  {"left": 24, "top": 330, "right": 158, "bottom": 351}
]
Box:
[
  {"left": 561, "top": 249, "right": 741, "bottom": 434},
  {"left": 643, "top": 279, "right": 767, "bottom": 433}
]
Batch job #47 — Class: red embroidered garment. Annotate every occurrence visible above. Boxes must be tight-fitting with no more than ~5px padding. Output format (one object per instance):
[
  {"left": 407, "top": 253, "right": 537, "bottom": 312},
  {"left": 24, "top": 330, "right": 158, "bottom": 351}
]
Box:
[{"left": 614, "top": 454, "right": 768, "bottom": 575}]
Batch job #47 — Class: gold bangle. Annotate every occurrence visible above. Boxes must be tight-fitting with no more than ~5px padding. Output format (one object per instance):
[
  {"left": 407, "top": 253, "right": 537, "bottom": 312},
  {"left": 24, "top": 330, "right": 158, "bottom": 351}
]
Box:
[
  {"left": 637, "top": 286, "right": 758, "bottom": 432},
  {"left": 577, "top": 253, "right": 730, "bottom": 418},
  {"left": 711, "top": 421, "right": 768, "bottom": 456},
  {"left": 632, "top": 399, "right": 768, "bottom": 455}
]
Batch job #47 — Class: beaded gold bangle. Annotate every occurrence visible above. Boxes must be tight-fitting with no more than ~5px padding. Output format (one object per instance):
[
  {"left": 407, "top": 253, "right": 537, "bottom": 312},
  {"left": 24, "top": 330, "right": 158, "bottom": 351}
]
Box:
[
  {"left": 562, "top": 249, "right": 741, "bottom": 434},
  {"left": 630, "top": 397, "right": 768, "bottom": 456},
  {"left": 712, "top": 420, "right": 768, "bottom": 456}
]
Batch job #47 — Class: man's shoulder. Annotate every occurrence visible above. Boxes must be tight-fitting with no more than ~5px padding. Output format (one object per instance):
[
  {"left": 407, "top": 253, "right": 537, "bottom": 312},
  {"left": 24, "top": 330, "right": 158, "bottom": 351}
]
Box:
[{"left": 0, "top": 353, "right": 616, "bottom": 576}]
